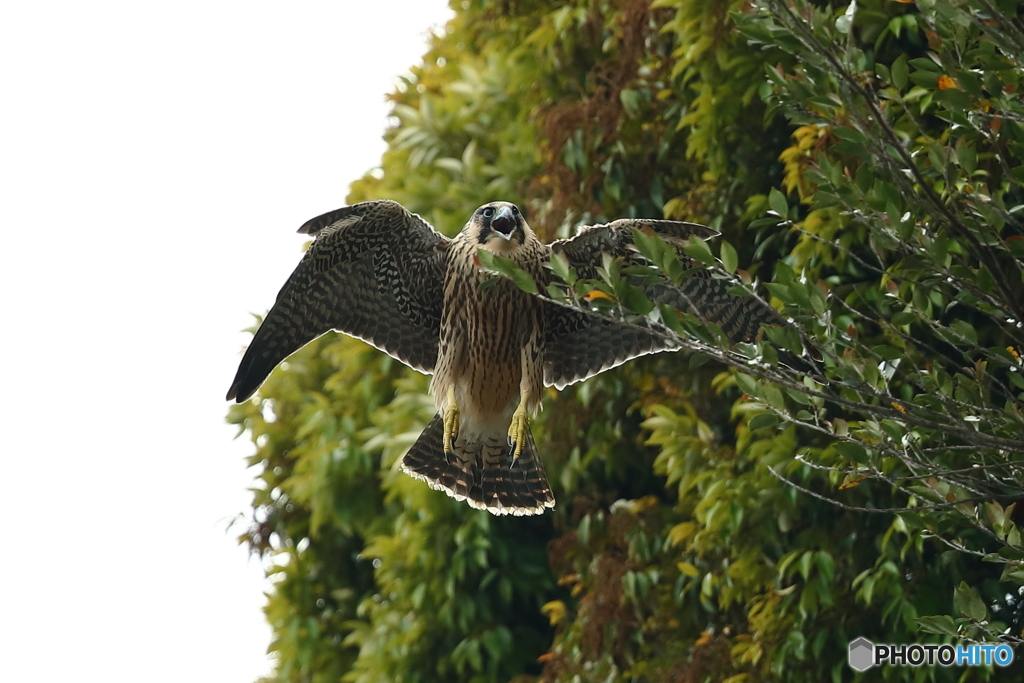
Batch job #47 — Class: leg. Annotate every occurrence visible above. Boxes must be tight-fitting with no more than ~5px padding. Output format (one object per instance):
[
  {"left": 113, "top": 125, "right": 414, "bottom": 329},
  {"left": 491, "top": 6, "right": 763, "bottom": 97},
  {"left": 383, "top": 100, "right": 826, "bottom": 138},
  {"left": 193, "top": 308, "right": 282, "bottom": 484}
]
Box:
[
  {"left": 508, "top": 395, "right": 529, "bottom": 460},
  {"left": 508, "top": 341, "right": 542, "bottom": 460},
  {"left": 443, "top": 385, "right": 460, "bottom": 454}
]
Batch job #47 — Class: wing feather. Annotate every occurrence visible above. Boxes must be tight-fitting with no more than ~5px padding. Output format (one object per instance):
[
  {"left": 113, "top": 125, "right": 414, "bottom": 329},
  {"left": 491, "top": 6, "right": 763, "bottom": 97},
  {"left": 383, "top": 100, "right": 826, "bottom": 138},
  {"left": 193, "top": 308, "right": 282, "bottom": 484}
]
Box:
[
  {"left": 549, "top": 218, "right": 718, "bottom": 261},
  {"left": 543, "top": 217, "right": 806, "bottom": 384},
  {"left": 227, "top": 200, "right": 448, "bottom": 402},
  {"left": 542, "top": 297, "right": 678, "bottom": 389}
]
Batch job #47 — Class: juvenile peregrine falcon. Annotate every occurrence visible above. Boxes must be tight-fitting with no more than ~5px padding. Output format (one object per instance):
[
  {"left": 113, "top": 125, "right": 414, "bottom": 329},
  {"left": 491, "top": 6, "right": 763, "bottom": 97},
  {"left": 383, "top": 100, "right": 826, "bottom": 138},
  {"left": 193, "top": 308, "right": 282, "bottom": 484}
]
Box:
[{"left": 227, "top": 200, "right": 795, "bottom": 515}]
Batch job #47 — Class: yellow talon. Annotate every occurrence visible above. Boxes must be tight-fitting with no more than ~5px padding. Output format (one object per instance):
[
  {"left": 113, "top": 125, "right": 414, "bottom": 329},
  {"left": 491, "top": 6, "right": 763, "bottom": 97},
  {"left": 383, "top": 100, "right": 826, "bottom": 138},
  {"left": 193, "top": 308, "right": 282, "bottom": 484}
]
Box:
[
  {"left": 443, "top": 386, "right": 460, "bottom": 454},
  {"left": 508, "top": 399, "right": 530, "bottom": 460}
]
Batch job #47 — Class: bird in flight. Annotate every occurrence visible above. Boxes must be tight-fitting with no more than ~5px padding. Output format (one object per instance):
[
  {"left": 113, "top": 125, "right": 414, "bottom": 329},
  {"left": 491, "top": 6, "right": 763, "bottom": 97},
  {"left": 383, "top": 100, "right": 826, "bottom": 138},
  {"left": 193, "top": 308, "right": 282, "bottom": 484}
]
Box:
[{"left": 227, "top": 200, "right": 798, "bottom": 515}]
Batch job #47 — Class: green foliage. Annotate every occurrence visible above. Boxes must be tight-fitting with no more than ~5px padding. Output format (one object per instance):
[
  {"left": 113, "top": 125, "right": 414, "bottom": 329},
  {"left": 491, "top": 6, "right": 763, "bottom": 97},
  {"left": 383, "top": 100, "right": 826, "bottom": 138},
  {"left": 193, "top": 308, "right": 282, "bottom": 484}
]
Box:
[
  {"left": 737, "top": 0, "right": 1024, "bottom": 644},
  {"left": 476, "top": 249, "right": 540, "bottom": 294},
  {"left": 230, "top": 0, "right": 1024, "bottom": 681}
]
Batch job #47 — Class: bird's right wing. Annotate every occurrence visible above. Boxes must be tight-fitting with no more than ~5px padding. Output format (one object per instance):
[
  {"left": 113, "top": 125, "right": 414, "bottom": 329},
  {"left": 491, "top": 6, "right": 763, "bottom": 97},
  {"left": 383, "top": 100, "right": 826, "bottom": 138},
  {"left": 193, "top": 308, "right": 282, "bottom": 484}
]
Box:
[{"left": 227, "top": 200, "right": 449, "bottom": 402}]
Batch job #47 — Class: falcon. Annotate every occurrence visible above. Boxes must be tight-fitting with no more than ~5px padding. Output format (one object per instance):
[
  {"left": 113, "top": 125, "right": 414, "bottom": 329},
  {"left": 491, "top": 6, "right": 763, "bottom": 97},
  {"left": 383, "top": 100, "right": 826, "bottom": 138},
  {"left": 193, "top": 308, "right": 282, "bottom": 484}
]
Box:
[{"left": 227, "top": 200, "right": 797, "bottom": 515}]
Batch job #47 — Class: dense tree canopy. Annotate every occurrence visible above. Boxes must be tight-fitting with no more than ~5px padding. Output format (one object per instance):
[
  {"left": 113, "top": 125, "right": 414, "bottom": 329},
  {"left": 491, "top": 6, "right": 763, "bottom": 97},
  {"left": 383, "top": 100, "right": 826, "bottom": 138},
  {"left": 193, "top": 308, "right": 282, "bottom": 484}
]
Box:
[{"left": 228, "top": 1, "right": 1024, "bottom": 680}]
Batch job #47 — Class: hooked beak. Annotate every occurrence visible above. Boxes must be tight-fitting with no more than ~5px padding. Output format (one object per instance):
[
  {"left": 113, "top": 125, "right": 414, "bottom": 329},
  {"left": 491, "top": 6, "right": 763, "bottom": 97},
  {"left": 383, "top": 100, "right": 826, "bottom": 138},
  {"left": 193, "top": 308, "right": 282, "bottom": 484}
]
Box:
[{"left": 491, "top": 206, "right": 516, "bottom": 240}]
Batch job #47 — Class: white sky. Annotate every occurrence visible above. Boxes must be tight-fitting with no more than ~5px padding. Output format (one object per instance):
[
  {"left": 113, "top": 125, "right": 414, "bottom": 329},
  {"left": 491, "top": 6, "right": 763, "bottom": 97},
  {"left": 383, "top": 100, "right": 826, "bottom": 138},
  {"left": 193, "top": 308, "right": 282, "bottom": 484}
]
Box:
[{"left": 0, "top": 2, "right": 453, "bottom": 681}]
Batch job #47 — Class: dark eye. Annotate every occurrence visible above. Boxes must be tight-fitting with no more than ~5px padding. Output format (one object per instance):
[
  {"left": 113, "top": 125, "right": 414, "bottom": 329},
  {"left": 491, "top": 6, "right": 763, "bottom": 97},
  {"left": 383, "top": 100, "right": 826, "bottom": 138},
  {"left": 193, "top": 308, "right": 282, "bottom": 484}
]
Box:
[
  {"left": 511, "top": 206, "right": 519, "bottom": 215},
  {"left": 483, "top": 207, "right": 495, "bottom": 218}
]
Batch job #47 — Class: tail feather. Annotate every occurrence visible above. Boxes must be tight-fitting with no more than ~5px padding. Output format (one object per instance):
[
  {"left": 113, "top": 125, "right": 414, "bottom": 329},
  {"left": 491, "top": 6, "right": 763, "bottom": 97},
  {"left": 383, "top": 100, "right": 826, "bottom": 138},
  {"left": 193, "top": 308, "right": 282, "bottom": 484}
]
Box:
[
  {"left": 400, "top": 413, "right": 555, "bottom": 515},
  {"left": 481, "top": 431, "right": 550, "bottom": 513},
  {"left": 401, "top": 414, "right": 478, "bottom": 503}
]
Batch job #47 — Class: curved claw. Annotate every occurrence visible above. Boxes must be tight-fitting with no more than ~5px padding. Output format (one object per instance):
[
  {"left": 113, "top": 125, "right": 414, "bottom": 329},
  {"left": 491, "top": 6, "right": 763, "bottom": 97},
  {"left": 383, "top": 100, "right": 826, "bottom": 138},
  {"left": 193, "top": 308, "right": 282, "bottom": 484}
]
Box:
[
  {"left": 443, "top": 386, "right": 460, "bottom": 454},
  {"left": 508, "top": 401, "right": 530, "bottom": 460}
]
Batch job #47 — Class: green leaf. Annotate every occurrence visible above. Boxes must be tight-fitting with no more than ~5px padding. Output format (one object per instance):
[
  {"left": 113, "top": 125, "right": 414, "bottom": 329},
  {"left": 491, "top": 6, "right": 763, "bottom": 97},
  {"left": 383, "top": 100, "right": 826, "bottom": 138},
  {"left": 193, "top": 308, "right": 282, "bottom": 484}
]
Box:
[
  {"left": 621, "top": 284, "right": 654, "bottom": 315},
  {"left": 855, "top": 163, "right": 873, "bottom": 193},
  {"left": 1001, "top": 567, "right": 1024, "bottom": 585},
  {"left": 875, "top": 62, "right": 891, "bottom": 84},
  {"left": 798, "top": 550, "right": 813, "bottom": 581},
  {"left": 748, "top": 217, "right": 781, "bottom": 229},
  {"left": 768, "top": 187, "right": 789, "bottom": 218},
  {"left": 720, "top": 240, "right": 738, "bottom": 274},
  {"left": 735, "top": 373, "right": 759, "bottom": 396},
  {"left": 786, "top": 388, "right": 812, "bottom": 405},
  {"left": 916, "top": 615, "right": 959, "bottom": 637},
  {"left": 677, "top": 561, "right": 700, "bottom": 578},
  {"left": 1008, "top": 237, "right": 1024, "bottom": 258},
  {"left": 476, "top": 249, "right": 538, "bottom": 294},
  {"left": 832, "top": 140, "right": 866, "bottom": 158},
  {"left": 909, "top": 57, "right": 941, "bottom": 72},
  {"left": 949, "top": 320, "right": 977, "bottom": 345},
  {"left": 549, "top": 251, "right": 575, "bottom": 285},
  {"left": 631, "top": 227, "right": 660, "bottom": 263},
  {"left": 834, "top": 441, "right": 870, "bottom": 464},
  {"left": 765, "top": 282, "right": 796, "bottom": 304},
  {"left": 934, "top": 88, "right": 971, "bottom": 112},
  {"left": 872, "top": 345, "right": 904, "bottom": 361},
  {"left": 835, "top": 1, "right": 857, "bottom": 34},
  {"left": 832, "top": 127, "right": 864, "bottom": 143},
  {"left": 891, "top": 55, "right": 908, "bottom": 90},
  {"left": 814, "top": 551, "right": 835, "bottom": 583},
  {"left": 954, "top": 582, "right": 988, "bottom": 621},
  {"left": 620, "top": 88, "right": 641, "bottom": 117},
  {"left": 683, "top": 235, "right": 715, "bottom": 266},
  {"left": 956, "top": 141, "right": 977, "bottom": 175},
  {"left": 749, "top": 412, "right": 781, "bottom": 431},
  {"left": 891, "top": 311, "right": 916, "bottom": 326},
  {"left": 763, "top": 384, "right": 786, "bottom": 411}
]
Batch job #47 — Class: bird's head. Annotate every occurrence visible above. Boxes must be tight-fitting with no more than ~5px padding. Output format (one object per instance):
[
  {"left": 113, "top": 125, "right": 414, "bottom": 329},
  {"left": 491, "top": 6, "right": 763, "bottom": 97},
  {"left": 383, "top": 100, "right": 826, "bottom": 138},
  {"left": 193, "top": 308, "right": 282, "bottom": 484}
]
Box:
[{"left": 467, "top": 201, "right": 534, "bottom": 255}]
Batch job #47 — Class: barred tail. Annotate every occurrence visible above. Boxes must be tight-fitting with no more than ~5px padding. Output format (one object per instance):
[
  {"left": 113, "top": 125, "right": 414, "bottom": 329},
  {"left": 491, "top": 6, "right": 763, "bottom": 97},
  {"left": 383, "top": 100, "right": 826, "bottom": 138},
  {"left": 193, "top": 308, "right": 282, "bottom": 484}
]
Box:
[{"left": 400, "top": 413, "right": 555, "bottom": 516}]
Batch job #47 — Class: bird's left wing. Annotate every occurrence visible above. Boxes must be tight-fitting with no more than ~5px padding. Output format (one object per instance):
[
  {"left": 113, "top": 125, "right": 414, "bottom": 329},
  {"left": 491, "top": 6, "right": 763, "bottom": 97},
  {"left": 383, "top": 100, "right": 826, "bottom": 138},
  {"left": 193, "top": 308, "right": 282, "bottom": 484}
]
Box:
[
  {"left": 227, "top": 200, "right": 449, "bottom": 402},
  {"left": 537, "top": 219, "right": 710, "bottom": 388},
  {"left": 556, "top": 217, "right": 793, "bottom": 342},
  {"left": 542, "top": 217, "right": 799, "bottom": 387},
  {"left": 541, "top": 296, "right": 679, "bottom": 389},
  {"left": 551, "top": 218, "right": 719, "bottom": 264}
]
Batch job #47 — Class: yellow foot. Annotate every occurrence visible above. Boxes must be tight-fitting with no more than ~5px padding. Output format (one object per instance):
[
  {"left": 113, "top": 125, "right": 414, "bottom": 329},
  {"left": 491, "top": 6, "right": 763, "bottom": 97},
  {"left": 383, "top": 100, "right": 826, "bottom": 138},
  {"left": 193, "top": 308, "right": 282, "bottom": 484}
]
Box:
[
  {"left": 508, "top": 400, "right": 530, "bottom": 460},
  {"left": 443, "top": 386, "right": 460, "bottom": 454}
]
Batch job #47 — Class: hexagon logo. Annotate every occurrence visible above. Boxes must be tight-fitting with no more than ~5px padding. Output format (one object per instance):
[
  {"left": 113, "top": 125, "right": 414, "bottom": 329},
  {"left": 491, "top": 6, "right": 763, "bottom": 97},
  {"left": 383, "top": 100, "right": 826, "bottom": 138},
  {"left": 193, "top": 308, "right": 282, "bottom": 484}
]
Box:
[{"left": 848, "top": 637, "right": 875, "bottom": 672}]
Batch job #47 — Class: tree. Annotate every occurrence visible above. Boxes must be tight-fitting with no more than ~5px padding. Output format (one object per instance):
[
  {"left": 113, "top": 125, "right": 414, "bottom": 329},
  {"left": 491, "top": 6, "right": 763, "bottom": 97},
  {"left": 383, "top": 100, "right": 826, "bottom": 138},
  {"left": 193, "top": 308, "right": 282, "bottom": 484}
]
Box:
[{"left": 228, "top": 1, "right": 1024, "bottom": 680}]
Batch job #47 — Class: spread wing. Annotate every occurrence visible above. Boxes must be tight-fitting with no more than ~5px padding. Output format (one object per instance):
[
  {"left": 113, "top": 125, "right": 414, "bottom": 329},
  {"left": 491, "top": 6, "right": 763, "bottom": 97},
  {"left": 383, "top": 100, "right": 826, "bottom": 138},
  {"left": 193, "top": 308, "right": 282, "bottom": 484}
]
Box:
[
  {"left": 542, "top": 217, "right": 795, "bottom": 386},
  {"left": 227, "top": 200, "right": 449, "bottom": 402},
  {"left": 541, "top": 297, "right": 678, "bottom": 389},
  {"left": 550, "top": 218, "right": 719, "bottom": 264}
]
